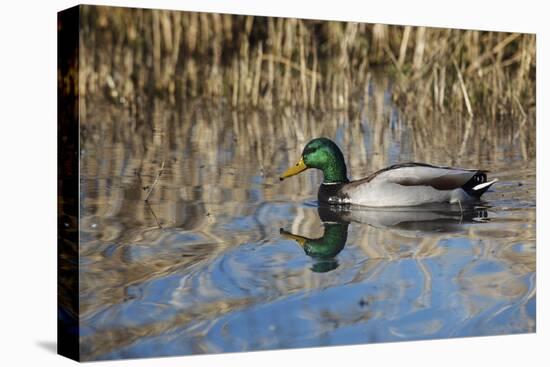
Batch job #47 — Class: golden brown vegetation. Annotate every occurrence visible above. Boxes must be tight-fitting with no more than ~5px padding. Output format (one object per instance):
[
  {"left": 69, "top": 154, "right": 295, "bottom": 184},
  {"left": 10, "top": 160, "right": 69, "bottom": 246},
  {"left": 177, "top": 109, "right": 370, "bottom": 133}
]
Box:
[{"left": 80, "top": 5, "right": 535, "bottom": 125}]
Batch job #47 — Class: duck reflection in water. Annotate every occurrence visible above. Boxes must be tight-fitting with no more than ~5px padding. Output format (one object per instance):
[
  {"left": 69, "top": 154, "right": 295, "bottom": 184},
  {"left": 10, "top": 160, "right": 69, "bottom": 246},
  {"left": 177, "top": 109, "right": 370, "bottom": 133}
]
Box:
[
  {"left": 280, "top": 204, "right": 489, "bottom": 273},
  {"left": 281, "top": 215, "right": 348, "bottom": 273}
]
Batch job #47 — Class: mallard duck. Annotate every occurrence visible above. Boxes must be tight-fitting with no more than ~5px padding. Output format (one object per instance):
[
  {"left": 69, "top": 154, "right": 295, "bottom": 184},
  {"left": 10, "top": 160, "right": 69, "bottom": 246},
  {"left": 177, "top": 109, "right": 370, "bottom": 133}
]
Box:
[{"left": 279, "top": 137, "right": 497, "bottom": 207}]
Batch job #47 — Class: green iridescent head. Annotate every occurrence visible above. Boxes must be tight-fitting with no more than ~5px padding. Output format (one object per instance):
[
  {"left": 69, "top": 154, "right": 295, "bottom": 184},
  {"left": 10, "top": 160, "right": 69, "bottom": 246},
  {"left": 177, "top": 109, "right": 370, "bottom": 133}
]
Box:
[{"left": 280, "top": 138, "right": 349, "bottom": 184}]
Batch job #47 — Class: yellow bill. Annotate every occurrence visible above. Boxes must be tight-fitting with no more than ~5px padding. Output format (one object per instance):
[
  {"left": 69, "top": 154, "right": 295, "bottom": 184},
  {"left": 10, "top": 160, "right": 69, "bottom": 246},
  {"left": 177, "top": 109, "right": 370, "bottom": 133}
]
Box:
[
  {"left": 279, "top": 229, "right": 307, "bottom": 247},
  {"left": 280, "top": 157, "right": 308, "bottom": 180}
]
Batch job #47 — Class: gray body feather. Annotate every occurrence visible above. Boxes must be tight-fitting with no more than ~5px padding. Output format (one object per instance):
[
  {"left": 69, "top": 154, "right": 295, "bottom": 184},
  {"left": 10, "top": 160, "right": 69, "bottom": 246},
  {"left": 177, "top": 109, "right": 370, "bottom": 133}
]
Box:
[{"left": 320, "top": 163, "right": 497, "bottom": 207}]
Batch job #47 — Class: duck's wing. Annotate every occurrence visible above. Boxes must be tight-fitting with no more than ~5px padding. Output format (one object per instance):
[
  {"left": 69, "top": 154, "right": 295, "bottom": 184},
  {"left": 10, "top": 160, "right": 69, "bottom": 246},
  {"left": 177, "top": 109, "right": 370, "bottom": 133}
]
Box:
[{"left": 354, "top": 162, "right": 489, "bottom": 191}]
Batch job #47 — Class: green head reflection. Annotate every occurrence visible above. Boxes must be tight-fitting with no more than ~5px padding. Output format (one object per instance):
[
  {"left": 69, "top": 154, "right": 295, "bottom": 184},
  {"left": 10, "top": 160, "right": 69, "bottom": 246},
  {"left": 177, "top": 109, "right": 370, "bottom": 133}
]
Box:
[{"left": 280, "top": 206, "right": 349, "bottom": 273}]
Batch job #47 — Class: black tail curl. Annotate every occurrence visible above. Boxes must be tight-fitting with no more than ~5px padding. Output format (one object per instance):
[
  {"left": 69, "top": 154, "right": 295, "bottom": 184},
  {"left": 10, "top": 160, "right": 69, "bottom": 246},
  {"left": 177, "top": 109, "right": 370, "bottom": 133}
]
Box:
[{"left": 462, "top": 171, "right": 490, "bottom": 198}]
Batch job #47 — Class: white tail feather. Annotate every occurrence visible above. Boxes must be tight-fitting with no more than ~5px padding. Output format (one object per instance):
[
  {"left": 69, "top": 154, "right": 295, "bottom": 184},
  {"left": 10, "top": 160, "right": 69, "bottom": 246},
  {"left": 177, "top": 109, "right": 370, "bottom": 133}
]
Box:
[{"left": 473, "top": 178, "right": 498, "bottom": 191}]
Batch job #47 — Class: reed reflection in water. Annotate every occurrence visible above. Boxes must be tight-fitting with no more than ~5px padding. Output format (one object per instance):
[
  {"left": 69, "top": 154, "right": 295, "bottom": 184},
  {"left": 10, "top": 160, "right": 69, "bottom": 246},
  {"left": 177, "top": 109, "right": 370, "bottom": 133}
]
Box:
[{"left": 78, "top": 74, "right": 535, "bottom": 361}]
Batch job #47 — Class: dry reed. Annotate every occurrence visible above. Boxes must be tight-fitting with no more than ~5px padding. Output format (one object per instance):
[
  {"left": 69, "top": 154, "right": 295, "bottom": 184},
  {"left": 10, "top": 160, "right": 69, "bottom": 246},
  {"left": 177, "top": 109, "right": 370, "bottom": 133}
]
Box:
[{"left": 79, "top": 5, "right": 535, "bottom": 125}]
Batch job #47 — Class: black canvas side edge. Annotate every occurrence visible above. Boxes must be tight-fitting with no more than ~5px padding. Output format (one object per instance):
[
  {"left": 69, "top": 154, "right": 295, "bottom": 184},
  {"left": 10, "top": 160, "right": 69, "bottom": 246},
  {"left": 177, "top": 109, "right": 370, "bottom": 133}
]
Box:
[{"left": 57, "top": 5, "right": 80, "bottom": 362}]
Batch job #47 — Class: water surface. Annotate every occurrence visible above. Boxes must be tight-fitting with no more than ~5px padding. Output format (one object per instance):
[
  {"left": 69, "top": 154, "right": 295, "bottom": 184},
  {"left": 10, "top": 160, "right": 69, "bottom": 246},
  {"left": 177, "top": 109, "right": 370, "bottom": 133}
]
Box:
[{"left": 79, "top": 76, "right": 535, "bottom": 360}]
